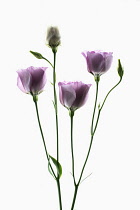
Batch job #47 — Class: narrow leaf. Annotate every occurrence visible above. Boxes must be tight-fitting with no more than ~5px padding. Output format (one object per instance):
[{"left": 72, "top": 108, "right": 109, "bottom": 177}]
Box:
[{"left": 49, "top": 155, "right": 62, "bottom": 178}]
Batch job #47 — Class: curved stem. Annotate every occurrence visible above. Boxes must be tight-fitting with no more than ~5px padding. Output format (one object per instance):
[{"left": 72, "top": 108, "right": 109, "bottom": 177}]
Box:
[
  {"left": 34, "top": 99, "right": 56, "bottom": 179},
  {"left": 43, "top": 57, "right": 54, "bottom": 68},
  {"left": 78, "top": 77, "right": 122, "bottom": 185},
  {"left": 78, "top": 80, "right": 99, "bottom": 185},
  {"left": 70, "top": 80, "right": 99, "bottom": 210},
  {"left": 71, "top": 77, "right": 122, "bottom": 210},
  {"left": 78, "top": 109, "right": 101, "bottom": 186},
  {"left": 100, "top": 78, "right": 122, "bottom": 110}
]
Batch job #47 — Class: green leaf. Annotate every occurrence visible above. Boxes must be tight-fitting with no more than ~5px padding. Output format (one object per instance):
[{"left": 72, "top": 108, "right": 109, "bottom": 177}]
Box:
[
  {"left": 49, "top": 156, "right": 62, "bottom": 179},
  {"left": 30, "top": 51, "right": 44, "bottom": 59},
  {"left": 117, "top": 59, "right": 124, "bottom": 79}
]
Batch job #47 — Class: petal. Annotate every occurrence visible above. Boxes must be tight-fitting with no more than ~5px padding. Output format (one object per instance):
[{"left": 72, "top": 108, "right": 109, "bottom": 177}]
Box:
[
  {"left": 88, "top": 52, "right": 104, "bottom": 73},
  {"left": 17, "top": 69, "right": 31, "bottom": 93},
  {"left": 104, "top": 53, "right": 113, "bottom": 72},
  {"left": 58, "top": 83, "right": 76, "bottom": 108},
  {"left": 72, "top": 82, "right": 91, "bottom": 109},
  {"left": 28, "top": 66, "right": 47, "bottom": 94}
]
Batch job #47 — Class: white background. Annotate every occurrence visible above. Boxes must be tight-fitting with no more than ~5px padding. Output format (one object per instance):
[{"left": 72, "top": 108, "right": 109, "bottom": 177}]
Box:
[{"left": 0, "top": 0, "right": 140, "bottom": 209}]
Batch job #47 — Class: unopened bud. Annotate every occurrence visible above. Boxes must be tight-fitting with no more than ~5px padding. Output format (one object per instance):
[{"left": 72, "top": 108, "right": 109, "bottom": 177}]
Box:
[
  {"left": 117, "top": 59, "right": 124, "bottom": 79},
  {"left": 30, "top": 51, "right": 44, "bottom": 59},
  {"left": 46, "top": 26, "right": 61, "bottom": 51}
]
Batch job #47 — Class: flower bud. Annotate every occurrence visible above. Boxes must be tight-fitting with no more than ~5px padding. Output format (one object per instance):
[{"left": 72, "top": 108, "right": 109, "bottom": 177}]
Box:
[
  {"left": 30, "top": 51, "right": 44, "bottom": 59},
  {"left": 46, "top": 26, "right": 61, "bottom": 51},
  {"left": 117, "top": 59, "right": 124, "bottom": 79}
]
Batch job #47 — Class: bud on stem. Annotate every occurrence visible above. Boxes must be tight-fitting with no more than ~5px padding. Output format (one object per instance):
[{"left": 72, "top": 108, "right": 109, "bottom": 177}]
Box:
[
  {"left": 46, "top": 26, "right": 61, "bottom": 50},
  {"left": 117, "top": 59, "right": 124, "bottom": 79}
]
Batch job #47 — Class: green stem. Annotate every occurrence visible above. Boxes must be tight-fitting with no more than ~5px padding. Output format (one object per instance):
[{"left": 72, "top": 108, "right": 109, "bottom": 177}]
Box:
[
  {"left": 56, "top": 179, "right": 62, "bottom": 210},
  {"left": 43, "top": 57, "right": 54, "bottom": 68},
  {"left": 52, "top": 50, "right": 62, "bottom": 210},
  {"left": 34, "top": 99, "right": 56, "bottom": 179},
  {"left": 78, "top": 109, "right": 101, "bottom": 186},
  {"left": 70, "top": 79, "right": 99, "bottom": 210},
  {"left": 53, "top": 51, "right": 59, "bottom": 162},
  {"left": 78, "top": 79, "right": 99, "bottom": 185},
  {"left": 71, "top": 111, "right": 101, "bottom": 210},
  {"left": 91, "top": 80, "right": 99, "bottom": 134},
  {"left": 71, "top": 77, "right": 122, "bottom": 210},
  {"left": 70, "top": 110, "right": 76, "bottom": 186},
  {"left": 78, "top": 77, "right": 122, "bottom": 185},
  {"left": 100, "top": 78, "right": 122, "bottom": 110},
  {"left": 71, "top": 184, "right": 79, "bottom": 210}
]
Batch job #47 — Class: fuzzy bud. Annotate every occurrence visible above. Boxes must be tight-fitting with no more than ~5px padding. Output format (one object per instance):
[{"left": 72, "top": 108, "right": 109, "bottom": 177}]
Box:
[{"left": 46, "top": 26, "right": 61, "bottom": 51}]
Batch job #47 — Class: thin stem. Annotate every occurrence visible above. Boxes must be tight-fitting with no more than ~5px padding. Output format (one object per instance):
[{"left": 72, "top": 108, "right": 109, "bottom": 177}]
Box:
[
  {"left": 70, "top": 79, "right": 99, "bottom": 210},
  {"left": 71, "top": 184, "right": 79, "bottom": 210},
  {"left": 43, "top": 57, "right": 54, "bottom": 68},
  {"left": 53, "top": 51, "right": 59, "bottom": 163},
  {"left": 52, "top": 50, "right": 62, "bottom": 210},
  {"left": 91, "top": 80, "right": 99, "bottom": 134},
  {"left": 71, "top": 77, "right": 122, "bottom": 210},
  {"left": 34, "top": 99, "right": 56, "bottom": 179},
  {"left": 100, "top": 78, "right": 122, "bottom": 110},
  {"left": 78, "top": 109, "right": 101, "bottom": 186},
  {"left": 70, "top": 110, "right": 76, "bottom": 186},
  {"left": 56, "top": 180, "right": 62, "bottom": 210},
  {"left": 78, "top": 80, "right": 100, "bottom": 185},
  {"left": 78, "top": 77, "right": 122, "bottom": 185}
]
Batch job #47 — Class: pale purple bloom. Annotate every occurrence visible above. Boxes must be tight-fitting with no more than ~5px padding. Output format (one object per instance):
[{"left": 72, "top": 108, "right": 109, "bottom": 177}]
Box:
[
  {"left": 17, "top": 66, "right": 47, "bottom": 95},
  {"left": 82, "top": 51, "right": 113, "bottom": 75},
  {"left": 58, "top": 81, "right": 91, "bottom": 111}
]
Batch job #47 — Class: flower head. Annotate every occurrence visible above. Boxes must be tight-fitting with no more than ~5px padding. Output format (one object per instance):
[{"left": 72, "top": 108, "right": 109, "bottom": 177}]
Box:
[
  {"left": 17, "top": 66, "right": 47, "bottom": 95},
  {"left": 82, "top": 51, "right": 113, "bottom": 76},
  {"left": 58, "top": 81, "right": 91, "bottom": 111},
  {"left": 46, "top": 26, "right": 61, "bottom": 50}
]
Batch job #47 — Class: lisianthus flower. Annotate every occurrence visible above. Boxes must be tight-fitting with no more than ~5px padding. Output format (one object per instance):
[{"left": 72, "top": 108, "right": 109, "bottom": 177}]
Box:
[
  {"left": 82, "top": 51, "right": 113, "bottom": 76},
  {"left": 58, "top": 81, "right": 91, "bottom": 111},
  {"left": 17, "top": 66, "right": 47, "bottom": 95}
]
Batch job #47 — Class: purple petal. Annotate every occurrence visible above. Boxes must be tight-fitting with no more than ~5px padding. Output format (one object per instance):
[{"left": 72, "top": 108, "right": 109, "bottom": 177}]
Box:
[
  {"left": 72, "top": 82, "right": 91, "bottom": 108},
  {"left": 17, "top": 66, "right": 47, "bottom": 95},
  {"left": 58, "top": 81, "right": 91, "bottom": 110},
  {"left": 58, "top": 82, "right": 76, "bottom": 108},
  {"left": 28, "top": 66, "right": 47, "bottom": 94},
  {"left": 17, "top": 69, "right": 31, "bottom": 93}
]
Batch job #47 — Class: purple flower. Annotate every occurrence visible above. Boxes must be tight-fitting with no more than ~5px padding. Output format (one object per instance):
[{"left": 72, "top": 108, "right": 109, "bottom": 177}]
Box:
[
  {"left": 58, "top": 81, "right": 91, "bottom": 111},
  {"left": 82, "top": 51, "right": 113, "bottom": 76},
  {"left": 17, "top": 66, "right": 47, "bottom": 95}
]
